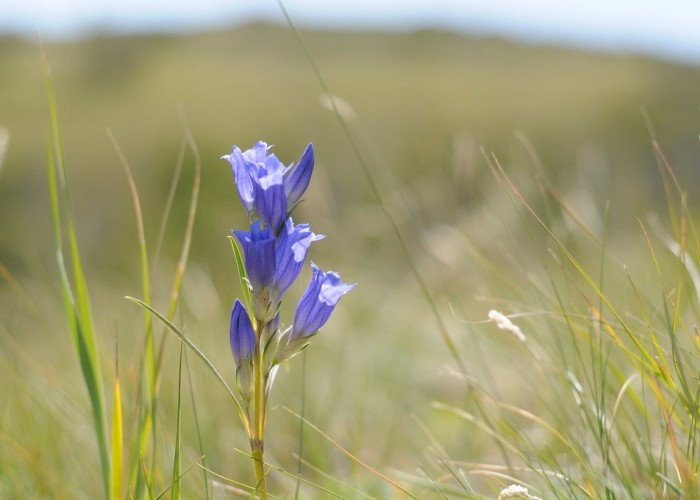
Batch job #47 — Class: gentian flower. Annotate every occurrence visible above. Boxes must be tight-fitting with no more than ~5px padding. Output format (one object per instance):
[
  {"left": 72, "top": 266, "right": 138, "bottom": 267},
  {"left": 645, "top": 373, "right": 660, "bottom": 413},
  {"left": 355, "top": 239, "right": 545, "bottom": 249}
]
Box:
[
  {"left": 233, "top": 221, "right": 277, "bottom": 290},
  {"left": 223, "top": 140, "right": 353, "bottom": 495},
  {"left": 291, "top": 262, "right": 356, "bottom": 339},
  {"left": 273, "top": 218, "right": 324, "bottom": 302},
  {"left": 229, "top": 300, "right": 255, "bottom": 368},
  {"left": 252, "top": 154, "right": 287, "bottom": 231},
  {"left": 222, "top": 142, "right": 266, "bottom": 212},
  {"left": 223, "top": 141, "right": 315, "bottom": 230},
  {"left": 285, "top": 143, "right": 314, "bottom": 208}
]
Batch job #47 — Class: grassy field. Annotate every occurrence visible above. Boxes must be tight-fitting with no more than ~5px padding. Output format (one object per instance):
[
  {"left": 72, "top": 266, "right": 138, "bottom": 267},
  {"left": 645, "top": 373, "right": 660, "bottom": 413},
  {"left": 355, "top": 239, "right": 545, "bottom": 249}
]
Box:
[{"left": 2, "top": 22, "right": 700, "bottom": 498}]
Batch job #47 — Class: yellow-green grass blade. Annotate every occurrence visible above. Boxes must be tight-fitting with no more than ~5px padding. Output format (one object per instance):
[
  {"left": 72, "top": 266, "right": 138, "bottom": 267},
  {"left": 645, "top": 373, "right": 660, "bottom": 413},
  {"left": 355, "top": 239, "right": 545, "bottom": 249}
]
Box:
[
  {"left": 162, "top": 119, "right": 201, "bottom": 324},
  {"left": 157, "top": 458, "right": 205, "bottom": 500},
  {"left": 140, "top": 457, "right": 156, "bottom": 500},
  {"left": 152, "top": 119, "right": 201, "bottom": 432},
  {"left": 153, "top": 139, "right": 187, "bottom": 280},
  {"left": 232, "top": 449, "right": 350, "bottom": 499},
  {"left": 108, "top": 128, "right": 157, "bottom": 496},
  {"left": 108, "top": 129, "right": 155, "bottom": 397},
  {"left": 111, "top": 354, "right": 123, "bottom": 500},
  {"left": 282, "top": 406, "right": 418, "bottom": 499},
  {"left": 125, "top": 297, "right": 250, "bottom": 434},
  {"left": 171, "top": 342, "right": 184, "bottom": 500},
  {"left": 276, "top": 0, "right": 466, "bottom": 376},
  {"left": 486, "top": 153, "right": 658, "bottom": 373},
  {"left": 228, "top": 236, "right": 253, "bottom": 316},
  {"left": 150, "top": 122, "right": 201, "bottom": 492},
  {"left": 294, "top": 352, "right": 307, "bottom": 500},
  {"left": 44, "top": 61, "right": 111, "bottom": 498},
  {"left": 184, "top": 350, "right": 211, "bottom": 499}
]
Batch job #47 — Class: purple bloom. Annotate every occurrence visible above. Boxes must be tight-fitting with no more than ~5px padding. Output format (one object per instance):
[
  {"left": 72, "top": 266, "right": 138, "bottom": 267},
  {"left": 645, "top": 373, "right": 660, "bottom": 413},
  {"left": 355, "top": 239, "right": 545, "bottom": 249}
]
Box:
[
  {"left": 223, "top": 142, "right": 315, "bottom": 230},
  {"left": 222, "top": 144, "right": 258, "bottom": 212},
  {"left": 285, "top": 143, "right": 314, "bottom": 208},
  {"left": 229, "top": 300, "right": 256, "bottom": 368},
  {"left": 252, "top": 154, "right": 287, "bottom": 231},
  {"left": 223, "top": 139, "right": 355, "bottom": 405},
  {"left": 233, "top": 221, "right": 276, "bottom": 291},
  {"left": 291, "top": 262, "right": 356, "bottom": 339},
  {"left": 274, "top": 218, "right": 325, "bottom": 301}
]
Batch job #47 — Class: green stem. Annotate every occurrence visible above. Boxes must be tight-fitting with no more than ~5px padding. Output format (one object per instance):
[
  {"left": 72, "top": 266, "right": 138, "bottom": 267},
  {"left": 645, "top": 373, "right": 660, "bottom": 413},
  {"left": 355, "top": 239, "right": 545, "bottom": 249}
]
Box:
[
  {"left": 251, "top": 321, "right": 268, "bottom": 499},
  {"left": 250, "top": 438, "right": 268, "bottom": 499}
]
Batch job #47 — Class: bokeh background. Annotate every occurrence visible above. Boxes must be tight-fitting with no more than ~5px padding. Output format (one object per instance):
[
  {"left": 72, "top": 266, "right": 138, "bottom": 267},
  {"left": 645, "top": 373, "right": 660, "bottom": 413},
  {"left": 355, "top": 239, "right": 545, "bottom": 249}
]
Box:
[{"left": 2, "top": 1, "right": 700, "bottom": 497}]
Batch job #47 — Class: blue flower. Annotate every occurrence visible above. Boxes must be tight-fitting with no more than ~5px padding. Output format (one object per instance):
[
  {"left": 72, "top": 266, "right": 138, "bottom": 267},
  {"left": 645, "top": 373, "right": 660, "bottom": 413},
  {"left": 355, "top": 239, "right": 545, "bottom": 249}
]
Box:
[
  {"left": 223, "top": 141, "right": 315, "bottom": 230},
  {"left": 253, "top": 156, "right": 287, "bottom": 231},
  {"left": 291, "top": 262, "right": 356, "bottom": 339},
  {"left": 274, "top": 218, "right": 325, "bottom": 302},
  {"left": 285, "top": 143, "right": 314, "bottom": 209},
  {"left": 222, "top": 143, "right": 260, "bottom": 212},
  {"left": 229, "top": 300, "right": 256, "bottom": 368},
  {"left": 233, "top": 221, "right": 276, "bottom": 291}
]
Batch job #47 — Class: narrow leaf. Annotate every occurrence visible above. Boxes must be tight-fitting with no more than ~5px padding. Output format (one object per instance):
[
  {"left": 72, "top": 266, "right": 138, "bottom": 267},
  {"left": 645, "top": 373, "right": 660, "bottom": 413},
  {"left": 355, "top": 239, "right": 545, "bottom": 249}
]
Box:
[
  {"left": 125, "top": 296, "right": 250, "bottom": 434},
  {"left": 44, "top": 58, "right": 111, "bottom": 498},
  {"left": 171, "top": 342, "right": 184, "bottom": 500},
  {"left": 111, "top": 353, "right": 123, "bottom": 500},
  {"left": 228, "top": 235, "right": 252, "bottom": 314}
]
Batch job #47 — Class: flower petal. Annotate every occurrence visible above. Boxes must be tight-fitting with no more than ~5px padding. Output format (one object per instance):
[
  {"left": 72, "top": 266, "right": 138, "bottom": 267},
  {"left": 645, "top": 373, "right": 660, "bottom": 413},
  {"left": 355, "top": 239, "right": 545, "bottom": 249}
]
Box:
[
  {"left": 233, "top": 221, "right": 276, "bottom": 290},
  {"left": 285, "top": 143, "right": 314, "bottom": 208},
  {"left": 253, "top": 165, "right": 287, "bottom": 231},
  {"left": 229, "top": 300, "right": 255, "bottom": 368},
  {"left": 222, "top": 146, "right": 254, "bottom": 212},
  {"left": 274, "top": 219, "right": 324, "bottom": 301},
  {"left": 291, "top": 262, "right": 355, "bottom": 339}
]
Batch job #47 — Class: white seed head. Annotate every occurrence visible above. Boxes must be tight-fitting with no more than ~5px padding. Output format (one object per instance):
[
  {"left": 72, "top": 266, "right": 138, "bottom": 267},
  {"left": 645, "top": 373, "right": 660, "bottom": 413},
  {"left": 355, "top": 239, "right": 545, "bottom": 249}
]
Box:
[
  {"left": 488, "top": 309, "right": 526, "bottom": 342},
  {"left": 498, "top": 484, "right": 542, "bottom": 499}
]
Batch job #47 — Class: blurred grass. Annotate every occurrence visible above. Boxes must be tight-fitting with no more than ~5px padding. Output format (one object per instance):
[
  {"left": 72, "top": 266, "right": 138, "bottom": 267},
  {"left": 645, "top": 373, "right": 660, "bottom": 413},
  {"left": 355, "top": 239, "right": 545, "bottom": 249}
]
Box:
[
  {"left": 2, "top": 24, "right": 700, "bottom": 280},
  {"left": 2, "top": 22, "right": 700, "bottom": 497}
]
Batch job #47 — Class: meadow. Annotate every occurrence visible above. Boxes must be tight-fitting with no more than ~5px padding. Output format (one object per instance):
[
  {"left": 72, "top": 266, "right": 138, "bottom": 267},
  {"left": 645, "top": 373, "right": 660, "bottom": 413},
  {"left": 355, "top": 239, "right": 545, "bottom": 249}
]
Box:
[{"left": 2, "top": 21, "right": 700, "bottom": 498}]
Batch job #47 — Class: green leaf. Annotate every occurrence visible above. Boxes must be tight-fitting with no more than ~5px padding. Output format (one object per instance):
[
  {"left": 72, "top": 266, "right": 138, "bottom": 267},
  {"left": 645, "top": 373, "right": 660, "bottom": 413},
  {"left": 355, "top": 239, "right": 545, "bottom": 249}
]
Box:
[
  {"left": 171, "top": 342, "right": 184, "bottom": 500},
  {"left": 125, "top": 296, "right": 250, "bottom": 434},
  {"left": 45, "top": 59, "right": 111, "bottom": 499},
  {"left": 228, "top": 235, "right": 253, "bottom": 314},
  {"left": 111, "top": 363, "right": 123, "bottom": 500}
]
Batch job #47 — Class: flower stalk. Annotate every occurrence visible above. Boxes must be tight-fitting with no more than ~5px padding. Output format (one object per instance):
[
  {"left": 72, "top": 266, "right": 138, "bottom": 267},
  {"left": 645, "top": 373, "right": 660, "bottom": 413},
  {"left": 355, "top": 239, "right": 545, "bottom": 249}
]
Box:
[
  {"left": 223, "top": 141, "right": 355, "bottom": 495},
  {"left": 252, "top": 324, "right": 267, "bottom": 497}
]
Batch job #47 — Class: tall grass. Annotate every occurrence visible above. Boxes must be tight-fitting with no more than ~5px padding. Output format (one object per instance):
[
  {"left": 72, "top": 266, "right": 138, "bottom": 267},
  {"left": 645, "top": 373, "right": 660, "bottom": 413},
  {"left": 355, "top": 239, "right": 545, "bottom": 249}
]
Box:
[
  {"left": 281, "top": 9, "right": 697, "bottom": 496},
  {"left": 44, "top": 53, "right": 205, "bottom": 497},
  {"left": 45, "top": 62, "right": 112, "bottom": 497},
  {"left": 402, "top": 138, "right": 700, "bottom": 497}
]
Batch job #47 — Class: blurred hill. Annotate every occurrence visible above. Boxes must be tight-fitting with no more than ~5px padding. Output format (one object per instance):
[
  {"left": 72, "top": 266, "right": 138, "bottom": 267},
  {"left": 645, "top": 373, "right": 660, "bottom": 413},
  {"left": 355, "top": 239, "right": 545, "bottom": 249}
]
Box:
[{"left": 1, "top": 22, "right": 700, "bottom": 291}]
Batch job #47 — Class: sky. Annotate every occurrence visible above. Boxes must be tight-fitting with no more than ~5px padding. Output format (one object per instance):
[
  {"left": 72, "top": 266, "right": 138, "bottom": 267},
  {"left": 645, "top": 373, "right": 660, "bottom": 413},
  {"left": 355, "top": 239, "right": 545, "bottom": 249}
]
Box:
[{"left": 2, "top": 0, "right": 700, "bottom": 64}]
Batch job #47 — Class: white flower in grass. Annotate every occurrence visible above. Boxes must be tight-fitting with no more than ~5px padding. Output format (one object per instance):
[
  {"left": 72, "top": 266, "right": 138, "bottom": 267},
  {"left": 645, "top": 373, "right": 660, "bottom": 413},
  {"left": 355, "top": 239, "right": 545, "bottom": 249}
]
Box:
[
  {"left": 488, "top": 309, "right": 526, "bottom": 342},
  {"left": 498, "top": 483, "right": 542, "bottom": 499}
]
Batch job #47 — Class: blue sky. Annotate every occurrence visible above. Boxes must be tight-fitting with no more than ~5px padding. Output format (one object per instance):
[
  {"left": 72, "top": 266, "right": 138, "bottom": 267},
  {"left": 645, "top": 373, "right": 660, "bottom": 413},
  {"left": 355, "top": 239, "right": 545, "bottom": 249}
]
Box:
[{"left": 2, "top": 0, "right": 700, "bottom": 63}]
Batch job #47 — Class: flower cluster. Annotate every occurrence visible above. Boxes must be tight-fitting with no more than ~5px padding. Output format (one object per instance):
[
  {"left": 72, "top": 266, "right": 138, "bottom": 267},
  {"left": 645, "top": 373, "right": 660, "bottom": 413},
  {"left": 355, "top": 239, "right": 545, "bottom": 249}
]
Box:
[{"left": 223, "top": 141, "right": 355, "bottom": 402}]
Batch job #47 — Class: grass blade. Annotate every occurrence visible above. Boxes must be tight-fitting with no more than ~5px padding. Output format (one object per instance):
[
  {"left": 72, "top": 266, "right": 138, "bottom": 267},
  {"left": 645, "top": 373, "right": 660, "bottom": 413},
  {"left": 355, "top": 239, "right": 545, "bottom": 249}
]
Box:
[
  {"left": 275, "top": 0, "right": 466, "bottom": 375},
  {"left": 228, "top": 236, "right": 253, "bottom": 314},
  {"left": 185, "top": 349, "right": 211, "bottom": 499},
  {"left": 107, "top": 127, "right": 157, "bottom": 496},
  {"left": 111, "top": 348, "right": 123, "bottom": 500},
  {"left": 125, "top": 296, "right": 250, "bottom": 434},
  {"left": 171, "top": 341, "right": 184, "bottom": 500},
  {"left": 151, "top": 118, "right": 201, "bottom": 484},
  {"left": 282, "top": 406, "right": 418, "bottom": 499},
  {"left": 44, "top": 56, "right": 111, "bottom": 498}
]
